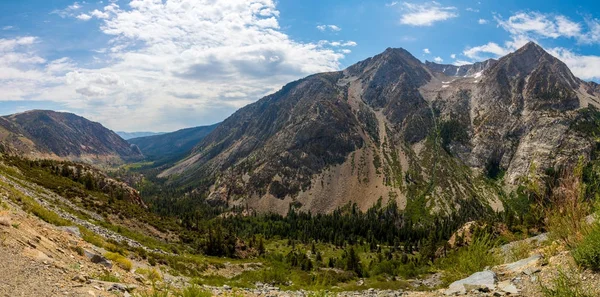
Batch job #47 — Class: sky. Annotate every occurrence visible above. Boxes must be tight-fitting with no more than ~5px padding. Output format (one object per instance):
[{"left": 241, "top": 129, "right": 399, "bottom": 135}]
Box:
[{"left": 2, "top": 0, "right": 600, "bottom": 132}]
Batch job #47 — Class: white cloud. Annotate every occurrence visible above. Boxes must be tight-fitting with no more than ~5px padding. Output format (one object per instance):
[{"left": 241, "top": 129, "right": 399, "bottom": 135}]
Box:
[
  {"left": 51, "top": 1, "right": 84, "bottom": 18},
  {"left": 549, "top": 47, "right": 600, "bottom": 81},
  {"left": 76, "top": 14, "right": 92, "bottom": 21},
  {"left": 464, "top": 12, "right": 600, "bottom": 80},
  {"left": 453, "top": 60, "right": 473, "bottom": 66},
  {"left": 398, "top": 2, "right": 458, "bottom": 26},
  {"left": 463, "top": 41, "right": 511, "bottom": 59},
  {"left": 433, "top": 56, "right": 443, "bottom": 63},
  {"left": 478, "top": 19, "right": 488, "bottom": 25},
  {"left": 495, "top": 12, "right": 588, "bottom": 41},
  {"left": 2, "top": 26, "right": 14, "bottom": 31},
  {"left": 466, "top": 8, "right": 479, "bottom": 13},
  {"left": 317, "top": 24, "right": 341, "bottom": 32},
  {"left": 2, "top": 0, "right": 356, "bottom": 131},
  {"left": 90, "top": 9, "right": 110, "bottom": 19},
  {"left": 386, "top": 2, "right": 398, "bottom": 7},
  {"left": 423, "top": 48, "right": 431, "bottom": 54},
  {"left": 450, "top": 54, "right": 456, "bottom": 59}
]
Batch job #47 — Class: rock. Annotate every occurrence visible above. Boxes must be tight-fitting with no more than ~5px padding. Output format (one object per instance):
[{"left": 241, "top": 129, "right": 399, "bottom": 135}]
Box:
[
  {"left": 223, "top": 285, "right": 231, "bottom": 290},
  {"left": 134, "top": 274, "right": 145, "bottom": 283},
  {"left": 445, "top": 270, "right": 497, "bottom": 295},
  {"left": 0, "top": 217, "right": 11, "bottom": 227},
  {"left": 107, "top": 283, "right": 137, "bottom": 293},
  {"left": 72, "top": 275, "right": 87, "bottom": 283},
  {"left": 60, "top": 226, "right": 81, "bottom": 237},
  {"left": 89, "top": 254, "right": 113, "bottom": 269},
  {"left": 497, "top": 254, "right": 543, "bottom": 276},
  {"left": 501, "top": 284, "right": 519, "bottom": 295}
]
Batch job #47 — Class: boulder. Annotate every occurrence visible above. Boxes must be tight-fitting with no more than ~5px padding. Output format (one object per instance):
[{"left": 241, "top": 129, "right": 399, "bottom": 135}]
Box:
[
  {"left": 0, "top": 216, "right": 11, "bottom": 227},
  {"left": 445, "top": 270, "right": 497, "bottom": 295},
  {"left": 497, "top": 254, "right": 543, "bottom": 276},
  {"left": 87, "top": 252, "right": 113, "bottom": 269}
]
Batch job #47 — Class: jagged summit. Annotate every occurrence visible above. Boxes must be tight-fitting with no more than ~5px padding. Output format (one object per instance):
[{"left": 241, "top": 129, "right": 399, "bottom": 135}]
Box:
[{"left": 425, "top": 59, "right": 497, "bottom": 77}]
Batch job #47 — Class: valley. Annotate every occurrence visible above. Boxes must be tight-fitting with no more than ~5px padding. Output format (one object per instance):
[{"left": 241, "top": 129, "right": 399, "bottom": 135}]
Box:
[{"left": 2, "top": 42, "right": 600, "bottom": 296}]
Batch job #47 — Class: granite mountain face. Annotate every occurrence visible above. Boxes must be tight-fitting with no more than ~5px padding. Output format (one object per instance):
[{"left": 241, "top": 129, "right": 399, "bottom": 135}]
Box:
[
  {"left": 152, "top": 42, "right": 600, "bottom": 215},
  {"left": 0, "top": 110, "right": 143, "bottom": 164}
]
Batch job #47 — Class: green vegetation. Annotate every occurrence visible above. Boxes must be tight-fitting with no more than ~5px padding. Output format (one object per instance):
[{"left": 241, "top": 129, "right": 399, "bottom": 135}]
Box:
[
  {"left": 573, "top": 221, "right": 600, "bottom": 271},
  {"left": 437, "top": 233, "right": 501, "bottom": 284},
  {"left": 540, "top": 269, "right": 593, "bottom": 297},
  {"left": 0, "top": 174, "right": 71, "bottom": 227},
  {"left": 105, "top": 251, "right": 133, "bottom": 271},
  {"left": 94, "top": 271, "right": 121, "bottom": 282}
]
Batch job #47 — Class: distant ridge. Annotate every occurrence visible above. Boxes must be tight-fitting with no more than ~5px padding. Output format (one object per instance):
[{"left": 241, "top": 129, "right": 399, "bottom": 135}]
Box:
[
  {"left": 117, "top": 131, "right": 165, "bottom": 140},
  {"left": 0, "top": 110, "right": 143, "bottom": 164},
  {"left": 128, "top": 123, "right": 219, "bottom": 161}
]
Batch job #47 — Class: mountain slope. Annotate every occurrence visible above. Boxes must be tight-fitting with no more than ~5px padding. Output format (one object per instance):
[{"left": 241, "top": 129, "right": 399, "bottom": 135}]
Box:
[
  {"left": 128, "top": 123, "right": 219, "bottom": 161},
  {"left": 117, "top": 131, "right": 165, "bottom": 140},
  {"left": 0, "top": 110, "right": 143, "bottom": 164},
  {"left": 158, "top": 42, "right": 600, "bottom": 215}
]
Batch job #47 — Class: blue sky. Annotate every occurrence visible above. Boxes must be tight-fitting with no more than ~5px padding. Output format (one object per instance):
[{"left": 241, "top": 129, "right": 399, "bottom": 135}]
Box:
[{"left": 1, "top": 0, "right": 600, "bottom": 132}]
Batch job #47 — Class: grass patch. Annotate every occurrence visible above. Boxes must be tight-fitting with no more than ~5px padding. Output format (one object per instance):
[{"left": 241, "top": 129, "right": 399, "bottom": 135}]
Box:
[
  {"left": 178, "top": 285, "right": 212, "bottom": 297},
  {"left": 507, "top": 240, "right": 533, "bottom": 262},
  {"left": 540, "top": 269, "right": 593, "bottom": 297},
  {"left": 0, "top": 179, "right": 71, "bottom": 227},
  {"left": 437, "top": 233, "right": 500, "bottom": 284},
  {"left": 572, "top": 223, "right": 600, "bottom": 271},
  {"left": 105, "top": 252, "right": 133, "bottom": 271},
  {"left": 94, "top": 271, "right": 121, "bottom": 282},
  {"left": 136, "top": 268, "right": 163, "bottom": 283}
]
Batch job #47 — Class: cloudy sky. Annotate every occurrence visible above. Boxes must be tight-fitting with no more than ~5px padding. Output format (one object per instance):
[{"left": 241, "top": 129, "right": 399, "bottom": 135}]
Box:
[{"left": 1, "top": 0, "right": 600, "bottom": 132}]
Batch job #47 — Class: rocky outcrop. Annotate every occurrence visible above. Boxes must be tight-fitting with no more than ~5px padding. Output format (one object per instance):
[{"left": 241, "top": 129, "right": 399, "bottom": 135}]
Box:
[{"left": 425, "top": 59, "right": 496, "bottom": 77}]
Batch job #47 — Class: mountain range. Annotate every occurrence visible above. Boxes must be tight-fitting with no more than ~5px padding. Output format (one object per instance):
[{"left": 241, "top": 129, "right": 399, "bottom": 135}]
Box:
[
  {"left": 2, "top": 42, "right": 599, "bottom": 217},
  {"left": 153, "top": 42, "right": 600, "bottom": 215}
]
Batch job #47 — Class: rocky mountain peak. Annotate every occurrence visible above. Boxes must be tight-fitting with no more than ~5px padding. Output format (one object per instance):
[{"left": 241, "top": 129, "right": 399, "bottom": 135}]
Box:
[{"left": 488, "top": 42, "right": 578, "bottom": 87}]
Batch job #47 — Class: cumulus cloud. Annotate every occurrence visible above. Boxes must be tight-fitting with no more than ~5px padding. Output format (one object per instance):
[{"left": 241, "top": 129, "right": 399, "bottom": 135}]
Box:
[
  {"left": 76, "top": 14, "right": 92, "bottom": 21},
  {"left": 2, "top": 0, "right": 357, "bottom": 131},
  {"left": 433, "top": 56, "right": 443, "bottom": 63},
  {"left": 423, "top": 48, "right": 431, "bottom": 54},
  {"left": 465, "top": 12, "right": 600, "bottom": 81},
  {"left": 450, "top": 54, "right": 456, "bottom": 59},
  {"left": 317, "top": 24, "right": 341, "bottom": 32},
  {"left": 478, "top": 19, "right": 488, "bottom": 25},
  {"left": 549, "top": 47, "right": 600, "bottom": 81},
  {"left": 398, "top": 2, "right": 458, "bottom": 26},
  {"left": 51, "top": 2, "right": 84, "bottom": 18}
]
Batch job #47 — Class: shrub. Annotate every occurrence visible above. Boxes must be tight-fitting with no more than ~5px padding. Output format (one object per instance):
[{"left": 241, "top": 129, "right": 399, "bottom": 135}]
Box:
[
  {"left": 540, "top": 269, "right": 593, "bottom": 297},
  {"left": 437, "top": 233, "right": 500, "bottom": 284},
  {"left": 136, "top": 268, "right": 163, "bottom": 283},
  {"left": 178, "top": 285, "right": 211, "bottom": 297},
  {"left": 573, "top": 223, "right": 600, "bottom": 271},
  {"left": 507, "top": 240, "right": 532, "bottom": 262},
  {"left": 105, "top": 252, "right": 133, "bottom": 271},
  {"left": 94, "top": 271, "right": 120, "bottom": 282},
  {"left": 546, "top": 160, "right": 591, "bottom": 248}
]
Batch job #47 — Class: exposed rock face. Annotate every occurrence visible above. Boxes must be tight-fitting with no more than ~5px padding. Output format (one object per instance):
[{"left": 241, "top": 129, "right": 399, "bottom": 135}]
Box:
[
  {"left": 0, "top": 110, "right": 143, "bottom": 164},
  {"left": 159, "top": 42, "right": 600, "bottom": 215},
  {"left": 425, "top": 59, "right": 496, "bottom": 77}
]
